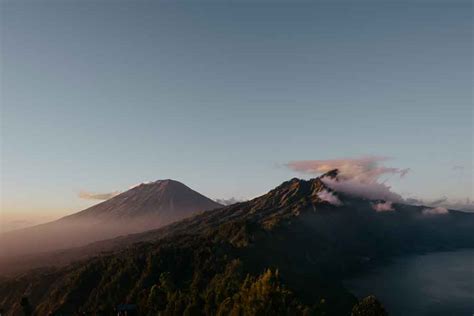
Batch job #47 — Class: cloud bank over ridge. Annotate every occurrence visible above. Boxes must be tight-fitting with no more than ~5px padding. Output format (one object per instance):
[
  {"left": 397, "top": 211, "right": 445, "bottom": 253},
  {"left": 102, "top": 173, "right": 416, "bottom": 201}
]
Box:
[
  {"left": 287, "top": 156, "right": 472, "bottom": 212},
  {"left": 287, "top": 156, "right": 407, "bottom": 202}
]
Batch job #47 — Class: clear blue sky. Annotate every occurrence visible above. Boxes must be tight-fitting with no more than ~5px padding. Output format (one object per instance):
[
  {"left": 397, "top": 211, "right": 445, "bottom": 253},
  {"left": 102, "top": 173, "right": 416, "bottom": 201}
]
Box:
[{"left": 1, "top": 0, "right": 472, "bottom": 225}]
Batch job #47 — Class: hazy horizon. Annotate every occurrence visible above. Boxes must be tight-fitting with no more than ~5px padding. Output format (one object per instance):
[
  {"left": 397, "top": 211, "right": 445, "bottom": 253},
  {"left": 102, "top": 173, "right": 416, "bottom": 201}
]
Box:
[{"left": 1, "top": 0, "right": 472, "bottom": 232}]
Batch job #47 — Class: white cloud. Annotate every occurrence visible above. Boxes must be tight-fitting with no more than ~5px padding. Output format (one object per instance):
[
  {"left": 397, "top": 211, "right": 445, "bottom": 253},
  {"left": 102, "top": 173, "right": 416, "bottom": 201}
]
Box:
[
  {"left": 287, "top": 156, "right": 408, "bottom": 202},
  {"left": 215, "top": 197, "right": 246, "bottom": 206},
  {"left": 422, "top": 207, "right": 449, "bottom": 215},
  {"left": 372, "top": 201, "right": 394, "bottom": 212},
  {"left": 407, "top": 197, "right": 474, "bottom": 213},
  {"left": 78, "top": 191, "right": 120, "bottom": 201},
  {"left": 317, "top": 189, "right": 342, "bottom": 206},
  {"left": 322, "top": 177, "right": 403, "bottom": 202}
]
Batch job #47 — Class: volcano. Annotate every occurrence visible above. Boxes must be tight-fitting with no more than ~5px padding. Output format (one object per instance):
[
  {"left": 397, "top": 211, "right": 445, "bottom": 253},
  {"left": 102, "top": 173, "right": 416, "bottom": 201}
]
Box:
[
  {"left": 0, "top": 180, "right": 222, "bottom": 257},
  {"left": 65, "top": 179, "right": 222, "bottom": 224}
]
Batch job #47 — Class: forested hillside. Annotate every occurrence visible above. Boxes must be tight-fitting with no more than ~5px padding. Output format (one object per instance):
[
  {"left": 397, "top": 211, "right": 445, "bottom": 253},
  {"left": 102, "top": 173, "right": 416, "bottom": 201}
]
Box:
[{"left": 1, "top": 172, "right": 473, "bottom": 315}]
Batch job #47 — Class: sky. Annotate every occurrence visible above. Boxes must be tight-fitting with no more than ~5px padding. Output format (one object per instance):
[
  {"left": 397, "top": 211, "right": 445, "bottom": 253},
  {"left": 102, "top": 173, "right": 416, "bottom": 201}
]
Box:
[{"left": 1, "top": 0, "right": 472, "bottom": 231}]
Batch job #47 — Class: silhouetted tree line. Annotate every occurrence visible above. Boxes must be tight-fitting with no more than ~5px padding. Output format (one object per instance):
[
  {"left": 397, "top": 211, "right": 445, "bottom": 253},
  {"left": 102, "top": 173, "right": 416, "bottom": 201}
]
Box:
[{"left": 8, "top": 273, "right": 386, "bottom": 316}]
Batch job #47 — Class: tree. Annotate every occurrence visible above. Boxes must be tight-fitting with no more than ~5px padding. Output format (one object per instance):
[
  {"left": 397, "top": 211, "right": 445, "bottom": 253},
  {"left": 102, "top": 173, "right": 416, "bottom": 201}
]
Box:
[
  {"left": 159, "top": 272, "right": 175, "bottom": 293},
  {"left": 147, "top": 284, "right": 168, "bottom": 313},
  {"left": 227, "top": 269, "right": 306, "bottom": 316},
  {"left": 351, "top": 295, "right": 388, "bottom": 316},
  {"left": 20, "top": 297, "right": 32, "bottom": 316},
  {"left": 183, "top": 296, "right": 204, "bottom": 316}
]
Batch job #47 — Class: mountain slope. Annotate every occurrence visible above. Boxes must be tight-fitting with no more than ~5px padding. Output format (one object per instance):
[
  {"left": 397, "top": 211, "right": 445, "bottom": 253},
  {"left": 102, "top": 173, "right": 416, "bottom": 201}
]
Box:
[
  {"left": 66, "top": 180, "right": 222, "bottom": 222},
  {"left": 1, "top": 171, "right": 473, "bottom": 315},
  {"left": 0, "top": 180, "right": 222, "bottom": 257}
]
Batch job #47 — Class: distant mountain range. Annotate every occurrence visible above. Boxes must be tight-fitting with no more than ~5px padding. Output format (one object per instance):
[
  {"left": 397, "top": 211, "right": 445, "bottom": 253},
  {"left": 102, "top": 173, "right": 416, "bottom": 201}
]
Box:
[
  {"left": 0, "top": 180, "right": 222, "bottom": 257},
  {"left": 1, "top": 170, "right": 473, "bottom": 315}
]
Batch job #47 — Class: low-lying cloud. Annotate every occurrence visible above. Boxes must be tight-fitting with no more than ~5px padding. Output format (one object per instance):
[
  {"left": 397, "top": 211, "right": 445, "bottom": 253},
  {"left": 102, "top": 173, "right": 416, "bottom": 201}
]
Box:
[
  {"left": 372, "top": 201, "right": 394, "bottom": 212},
  {"left": 406, "top": 197, "right": 474, "bottom": 212},
  {"left": 287, "top": 156, "right": 407, "bottom": 202},
  {"left": 317, "top": 189, "right": 342, "bottom": 206},
  {"left": 79, "top": 191, "right": 121, "bottom": 201},
  {"left": 442, "top": 199, "right": 474, "bottom": 212},
  {"left": 322, "top": 177, "right": 403, "bottom": 202},
  {"left": 1, "top": 219, "right": 36, "bottom": 232},
  {"left": 215, "top": 197, "right": 246, "bottom": 206},
  {"left": 1, "top": 215, "right": 57, "bottom": 233},
  {"left": 422, "top": 206, "right": 449, "bottom": 215}
]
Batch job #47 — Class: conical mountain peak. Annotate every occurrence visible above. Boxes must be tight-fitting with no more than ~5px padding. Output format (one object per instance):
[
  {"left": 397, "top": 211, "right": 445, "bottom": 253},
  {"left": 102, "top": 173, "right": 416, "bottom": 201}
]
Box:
[
  {"left": 0, "top": 179, "right": 223, "bottom": 257},
  {"left": 69, "top": 179, "right": 222, "bottom": 221},
  {"left": 129, "top": 179, "right": 185, "bottom": 191}
]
